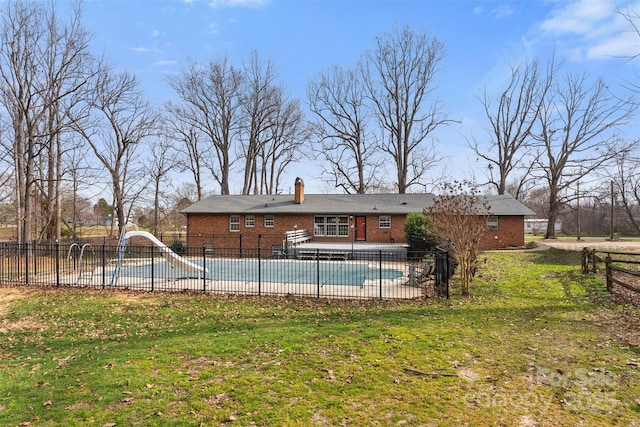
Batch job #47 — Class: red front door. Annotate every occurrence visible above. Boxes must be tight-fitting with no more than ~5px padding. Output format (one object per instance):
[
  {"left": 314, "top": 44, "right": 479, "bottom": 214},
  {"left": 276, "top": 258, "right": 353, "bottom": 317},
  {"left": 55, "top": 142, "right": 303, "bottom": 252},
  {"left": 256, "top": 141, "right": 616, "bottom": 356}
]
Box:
[{"left": 355, "top": 216, "right": 366, "bottom": 241}]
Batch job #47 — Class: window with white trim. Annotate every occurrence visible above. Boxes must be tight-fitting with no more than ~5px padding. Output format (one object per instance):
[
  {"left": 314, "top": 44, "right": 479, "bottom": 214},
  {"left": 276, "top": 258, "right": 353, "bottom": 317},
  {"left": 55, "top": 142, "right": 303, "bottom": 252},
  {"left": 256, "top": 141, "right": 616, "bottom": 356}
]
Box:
[
  {"left": 337, "top": 216, "right": 349, "bottom": 236},
  {"left": 229, "top": 215, "right": 240, "bottom": 232},
  {"left": 314, "top": 216, "right": 325, "bottom": 236},
  {"left": 313, "top": 216, "right": 349, "bottom": 237},
  {"left": 245, "top": 215, "right": 255, "bottom": 228},
  {"left": 486, "top": 215, "right": 499, "bottom": 230},
  {"left": 378, "top": 215, "right": 391, "bottom": 229},
  {"left": 264, "top": 215, "right": 274, "bottom": 228}
]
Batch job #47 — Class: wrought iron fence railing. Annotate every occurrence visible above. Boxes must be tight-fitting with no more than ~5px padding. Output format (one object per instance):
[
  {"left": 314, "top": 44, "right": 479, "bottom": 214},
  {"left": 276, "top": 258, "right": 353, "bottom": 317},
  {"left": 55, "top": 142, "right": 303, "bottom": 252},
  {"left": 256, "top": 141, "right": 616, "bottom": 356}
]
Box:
[{"left": 0, "top": 242, "right": 453, "bottom": 300}]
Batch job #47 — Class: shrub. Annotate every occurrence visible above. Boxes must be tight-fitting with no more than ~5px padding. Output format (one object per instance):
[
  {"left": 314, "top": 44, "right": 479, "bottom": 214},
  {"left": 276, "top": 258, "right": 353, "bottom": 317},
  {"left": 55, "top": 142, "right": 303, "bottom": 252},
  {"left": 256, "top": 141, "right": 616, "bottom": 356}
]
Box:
[{"left": 404, "top": 212, "right": 437, "bottom": 257}]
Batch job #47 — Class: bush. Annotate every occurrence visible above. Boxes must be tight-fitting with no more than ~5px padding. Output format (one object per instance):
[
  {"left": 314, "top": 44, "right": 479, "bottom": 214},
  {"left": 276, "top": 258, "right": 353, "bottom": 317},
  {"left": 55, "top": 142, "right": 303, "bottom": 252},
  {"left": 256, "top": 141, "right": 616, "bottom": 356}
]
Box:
[
  {"left": 170, "top": 240, "right": 184, "bottom": 255},
  {"left": 404, "top": 212, "right": 437, "bottom": 257}
]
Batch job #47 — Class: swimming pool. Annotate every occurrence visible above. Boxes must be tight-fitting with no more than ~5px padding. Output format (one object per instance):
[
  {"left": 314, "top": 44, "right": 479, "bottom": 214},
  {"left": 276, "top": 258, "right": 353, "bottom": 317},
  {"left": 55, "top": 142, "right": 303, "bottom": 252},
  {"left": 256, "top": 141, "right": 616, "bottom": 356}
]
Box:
[{"left": 118, "top": 258, "right": 404, "bottom": 287}]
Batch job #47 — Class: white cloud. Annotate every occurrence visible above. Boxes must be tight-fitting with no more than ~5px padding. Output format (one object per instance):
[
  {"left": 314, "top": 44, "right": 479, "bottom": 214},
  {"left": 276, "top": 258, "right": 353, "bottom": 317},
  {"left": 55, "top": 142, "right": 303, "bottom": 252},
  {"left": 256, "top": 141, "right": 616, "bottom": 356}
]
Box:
[
  {"left": 473, "top": 6, "right": 484, "bottom": 15},
  {"left": 152, "top": 29, "right": 162, "bottom": 37},
  {"left": 153, "top": 60, "right": 178, "bottom": 67},
  {"left": 208, "top": 0, "right": 267, "bottom": 8},
  {"left": 587, "top": 31, "right": 640, "bottom": 58},
  {"left": 131, "top": 46, "right": 167, "bottom": 56},
  {"left": 491, "top": 4, "right": 514, "bottom": 19},
  {"left": 537, "top": 0, "right": 640, "bottom": 60},
  {"left": 540, "top": 0, "right": 613, "bottom": 35}
]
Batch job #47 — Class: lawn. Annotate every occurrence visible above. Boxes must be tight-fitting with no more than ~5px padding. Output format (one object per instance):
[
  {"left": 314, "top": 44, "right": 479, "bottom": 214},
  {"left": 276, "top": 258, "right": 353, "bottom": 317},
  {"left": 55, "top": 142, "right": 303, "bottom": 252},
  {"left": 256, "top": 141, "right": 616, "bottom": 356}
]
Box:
[{"left": 0, "top": 249, "right": 638, "bottom": 426}]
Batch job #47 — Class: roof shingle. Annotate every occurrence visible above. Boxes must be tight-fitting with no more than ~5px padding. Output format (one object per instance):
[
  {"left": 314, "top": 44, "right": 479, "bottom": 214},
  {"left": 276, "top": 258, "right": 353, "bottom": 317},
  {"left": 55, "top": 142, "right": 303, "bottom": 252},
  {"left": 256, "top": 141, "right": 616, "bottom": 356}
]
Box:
[{"left": 181, "top": 193, "right": 534, "bottom": 216}]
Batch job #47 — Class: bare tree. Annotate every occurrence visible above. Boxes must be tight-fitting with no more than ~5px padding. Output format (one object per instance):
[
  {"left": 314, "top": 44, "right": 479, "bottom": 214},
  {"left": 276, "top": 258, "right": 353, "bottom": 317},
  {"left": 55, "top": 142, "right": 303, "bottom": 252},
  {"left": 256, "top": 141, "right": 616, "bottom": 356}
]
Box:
[
  {"left": 74, "top": 65, "right": 159, "bottom": 236},
  {"left": 426, "top": 181, "right": 489, "bottom": 296},
  {"left": 39, "top": 2, "right": 94, "bottom": 241},
  {"left": 240, "top": 51, "right": 279, "bottom": 195},
  {"left": 308, "top": 64, "right": 381, "bottom": 194},
  {"left": 60, "top": 191, "right": 92, "bottom": 235},
  {"left": 533, "top": 72, "right": 636, "bottom": 238},
  {"left": 0, "top": 1, "right": 93, "bottom": 242},
  {"left": 168, "top": 183, "right": 197, "bottom": 232},
  {"left": 471, "top": 58, "right": 556, "bottom": 199},
  {"left": 259, "top": 95, "right": 308, "bottom": 194},
  {"left": 611, "top": 148, "right": 640, "bottom": 234},
  {"left": 146, "top": 133, "right": 178, "bottom": 234},
  {"left": 0, "top": 119, "right": 15, "bottom": 203},
  {"left": 0, "top": 2, "right": 48, "bottom": 243},
  {"left": 61, "top": 135, "right": 100, "bottom": 239},
  {"left": 612, "top": 5, "right": 640, "bottom": 235},
  {"left": 363, "top": 25, "right": 451, "bottom": 193},
  {"left": 167, "top": 57, "right": 243, "bottom": 195},
  {"left": 619, "top": 6, "right": 640, "bottom": 65},
  {"left": 165, "top": 118, "right": 207, "bottom": 201}
]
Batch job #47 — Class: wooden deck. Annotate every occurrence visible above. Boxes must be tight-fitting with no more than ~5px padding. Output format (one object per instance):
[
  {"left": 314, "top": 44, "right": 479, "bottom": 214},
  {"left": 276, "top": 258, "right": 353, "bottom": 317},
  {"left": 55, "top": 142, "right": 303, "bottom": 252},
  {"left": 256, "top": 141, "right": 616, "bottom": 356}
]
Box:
[{"left": 290, "top": 241, "right": 409, "bottom": 260}]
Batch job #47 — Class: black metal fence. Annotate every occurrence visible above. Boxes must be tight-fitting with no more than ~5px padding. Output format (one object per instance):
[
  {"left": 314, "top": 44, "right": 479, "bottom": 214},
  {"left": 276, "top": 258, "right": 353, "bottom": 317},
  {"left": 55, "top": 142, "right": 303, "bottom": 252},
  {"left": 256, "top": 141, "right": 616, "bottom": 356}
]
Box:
[{"left": 0, "top": 241, "right": 453, "bottom": 300}]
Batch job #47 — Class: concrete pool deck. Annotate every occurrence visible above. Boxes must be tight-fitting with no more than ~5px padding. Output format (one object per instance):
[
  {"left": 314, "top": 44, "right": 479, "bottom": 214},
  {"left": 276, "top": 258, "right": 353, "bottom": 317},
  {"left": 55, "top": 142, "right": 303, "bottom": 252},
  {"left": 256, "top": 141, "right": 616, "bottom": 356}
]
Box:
[{"left": 35, "top": 257, "right": 431, "bottom": 300}]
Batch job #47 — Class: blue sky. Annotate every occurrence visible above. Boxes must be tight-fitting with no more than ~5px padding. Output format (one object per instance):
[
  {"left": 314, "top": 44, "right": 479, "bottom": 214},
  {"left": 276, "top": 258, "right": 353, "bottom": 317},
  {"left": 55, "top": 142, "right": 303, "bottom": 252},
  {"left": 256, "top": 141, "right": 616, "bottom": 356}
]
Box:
[{"left": 78, "top": 0, "right": 640, "bottom": 194}]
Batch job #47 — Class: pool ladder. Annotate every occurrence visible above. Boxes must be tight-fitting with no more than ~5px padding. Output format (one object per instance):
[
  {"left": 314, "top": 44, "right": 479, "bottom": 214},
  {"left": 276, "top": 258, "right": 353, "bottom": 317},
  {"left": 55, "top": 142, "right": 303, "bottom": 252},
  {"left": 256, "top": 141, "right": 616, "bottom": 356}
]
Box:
[{"left": 67, "top": 243, "right": 97, "bottom": 286}]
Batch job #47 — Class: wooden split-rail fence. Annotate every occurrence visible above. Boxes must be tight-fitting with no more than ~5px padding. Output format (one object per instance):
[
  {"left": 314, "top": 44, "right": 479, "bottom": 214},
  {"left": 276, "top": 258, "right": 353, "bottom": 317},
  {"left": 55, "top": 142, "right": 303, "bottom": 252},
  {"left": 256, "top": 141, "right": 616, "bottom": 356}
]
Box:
[{"left": 582, "top": 247, "right": 640, "bottom": 303}]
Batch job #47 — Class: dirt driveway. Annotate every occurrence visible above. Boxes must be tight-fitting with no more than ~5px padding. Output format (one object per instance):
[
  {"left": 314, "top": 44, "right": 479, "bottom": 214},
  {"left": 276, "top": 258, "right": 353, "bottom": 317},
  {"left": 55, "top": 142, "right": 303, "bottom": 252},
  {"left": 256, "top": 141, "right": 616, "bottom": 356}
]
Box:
[{"left": 537, "top": 237, "right": 640, "bottom": 253}]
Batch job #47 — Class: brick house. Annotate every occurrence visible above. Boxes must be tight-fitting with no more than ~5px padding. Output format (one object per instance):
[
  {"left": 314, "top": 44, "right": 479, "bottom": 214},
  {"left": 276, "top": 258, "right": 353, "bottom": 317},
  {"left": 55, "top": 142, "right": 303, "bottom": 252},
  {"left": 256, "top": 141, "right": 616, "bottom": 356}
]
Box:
[{"left": 181, "top": 178, "right": 533, "bottom": 251}]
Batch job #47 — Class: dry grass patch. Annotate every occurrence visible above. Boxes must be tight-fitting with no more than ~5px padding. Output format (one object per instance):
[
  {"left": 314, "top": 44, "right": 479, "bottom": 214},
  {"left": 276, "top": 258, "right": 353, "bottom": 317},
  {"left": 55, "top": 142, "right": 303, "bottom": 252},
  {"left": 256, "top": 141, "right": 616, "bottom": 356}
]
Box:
[{"left": 0, "top": 287, "right": 44, "bottom": 333}]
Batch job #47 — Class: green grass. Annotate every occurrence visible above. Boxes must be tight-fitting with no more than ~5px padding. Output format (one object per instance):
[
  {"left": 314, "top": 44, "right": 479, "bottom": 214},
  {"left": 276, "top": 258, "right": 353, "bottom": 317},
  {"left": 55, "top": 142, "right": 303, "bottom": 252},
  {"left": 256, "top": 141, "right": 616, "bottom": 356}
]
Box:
[{"left": 1, "top": 249, "right": 639, "bottom": 426}]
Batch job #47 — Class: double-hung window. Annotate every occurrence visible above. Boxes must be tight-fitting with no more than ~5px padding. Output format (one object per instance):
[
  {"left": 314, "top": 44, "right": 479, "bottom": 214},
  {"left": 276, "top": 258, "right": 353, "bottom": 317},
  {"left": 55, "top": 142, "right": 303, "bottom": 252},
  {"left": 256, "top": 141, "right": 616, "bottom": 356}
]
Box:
[
  {"left": 245, "top": 215, "right": 255, "bottom": 228},
  {"left": 264, "top": 215, "right": 274, "bottom": 228},
  {"left": 378, "top": 215, "right": 391, "bottom": 229},
  {"left": 486, "top": 215, "right": 499, "bottom": 230},
  {"left": 229, "top": 215, "right": 240, "bottom": 232}
]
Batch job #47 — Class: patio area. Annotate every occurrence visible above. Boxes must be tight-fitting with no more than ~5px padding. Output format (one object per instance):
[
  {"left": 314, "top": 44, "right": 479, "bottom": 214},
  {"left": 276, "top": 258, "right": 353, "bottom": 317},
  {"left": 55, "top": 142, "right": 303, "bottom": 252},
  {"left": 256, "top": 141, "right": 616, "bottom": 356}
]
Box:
[{"left": 288, "top": 241, "right": 409, "bottom": 260}]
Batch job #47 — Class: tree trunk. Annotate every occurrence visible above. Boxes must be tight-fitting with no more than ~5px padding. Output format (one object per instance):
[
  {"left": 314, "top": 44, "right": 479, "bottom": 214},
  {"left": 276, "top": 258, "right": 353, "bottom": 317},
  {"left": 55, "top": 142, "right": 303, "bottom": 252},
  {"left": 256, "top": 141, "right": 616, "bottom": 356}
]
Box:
[{"left": 545, "top": 192, "right": 559, "bottom": 239}]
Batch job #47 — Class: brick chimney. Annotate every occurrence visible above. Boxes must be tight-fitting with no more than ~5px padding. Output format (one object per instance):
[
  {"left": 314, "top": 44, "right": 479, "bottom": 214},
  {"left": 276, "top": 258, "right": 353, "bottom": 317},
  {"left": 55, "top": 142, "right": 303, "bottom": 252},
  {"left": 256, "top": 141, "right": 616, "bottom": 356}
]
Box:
[{"left": 294, "top": 177, "right": 304, "bottom": 204}]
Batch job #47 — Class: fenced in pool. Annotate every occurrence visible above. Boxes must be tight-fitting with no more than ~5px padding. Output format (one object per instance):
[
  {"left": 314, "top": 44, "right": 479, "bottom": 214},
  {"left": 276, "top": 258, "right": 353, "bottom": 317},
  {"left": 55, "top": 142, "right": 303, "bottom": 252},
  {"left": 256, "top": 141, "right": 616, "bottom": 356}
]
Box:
[{"left": 0, "top": 242, "right": 453, "bottom": 300}]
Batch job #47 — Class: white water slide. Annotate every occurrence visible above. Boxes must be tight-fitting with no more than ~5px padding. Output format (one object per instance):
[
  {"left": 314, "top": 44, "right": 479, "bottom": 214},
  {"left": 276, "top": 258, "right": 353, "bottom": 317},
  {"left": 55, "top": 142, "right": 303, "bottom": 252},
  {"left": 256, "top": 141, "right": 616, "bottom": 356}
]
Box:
[
  {"left": 109, "top": 231, "right": 207, "bottom": 287},
  {"left": 123, "top": 231, "right": 207, "bottom": 274}
]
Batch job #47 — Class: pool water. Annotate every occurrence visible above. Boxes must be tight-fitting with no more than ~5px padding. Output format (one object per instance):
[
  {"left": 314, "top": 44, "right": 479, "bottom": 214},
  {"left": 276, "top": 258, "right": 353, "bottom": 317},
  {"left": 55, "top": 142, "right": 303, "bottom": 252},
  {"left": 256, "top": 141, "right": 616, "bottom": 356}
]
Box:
[{"left": 118, "top": 258, "right": 404, "bottom": 287}]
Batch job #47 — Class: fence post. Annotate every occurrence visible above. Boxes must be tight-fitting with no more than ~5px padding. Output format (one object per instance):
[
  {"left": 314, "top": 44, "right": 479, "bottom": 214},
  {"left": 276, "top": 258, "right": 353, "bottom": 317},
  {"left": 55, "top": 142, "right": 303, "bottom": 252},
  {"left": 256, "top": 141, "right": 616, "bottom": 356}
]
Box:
[
  {"left": 581, "top": 247, "right": 589, "bottom": 274},
  {"left": 101, "top": 244, "right": 106, "bottom": 289},
  {"left": 55, "top": 241, "right": 60, "bottom": 287},
  {"left": 150, "top": 245, "right": 155, "bottom": 292},
  {"left": 33, "top": 241, "right": 38, "bottom": 276},
  {"left": 25, "top": 242, "right": 29, "bottom": 285},
  {"left": 257, "top": 246, "right": 261, "bottom": 296},
  {"left": 258, "top": 235, "right": 262, "bottom": 296},
  {"left": 317, "top": 249, "right": 320, "bottom": 298},
  {"left": 605, "top": 254, "right": 612, "bottom": 291},
  {"left": 202, "top": 245, "right": 206, "bottom": 292},
  {"left": 0, "top": 243, "right": 4, "bottom": 286},
  {"left": 379, "top": 250, "right": 383, "bottom": 300},
  {"left": 445, "top": 251, "right": 450, "bottom": 299}
]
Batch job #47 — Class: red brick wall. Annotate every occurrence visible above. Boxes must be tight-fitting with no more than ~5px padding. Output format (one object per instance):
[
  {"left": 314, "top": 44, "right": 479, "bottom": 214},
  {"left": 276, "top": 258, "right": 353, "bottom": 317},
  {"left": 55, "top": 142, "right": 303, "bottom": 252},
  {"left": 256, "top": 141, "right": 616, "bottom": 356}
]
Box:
[
  {"left": 185, "top": 213, "right": 525, "bottom": 250},
  {"left": 355, "top": 215, "right": 407, "bottom": 244},
  {"left": 186, "top": 213, "right": 408, "bottom": 247},
  {"left": 480, "top": 215, "right": 525, "bottom": 250}
]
